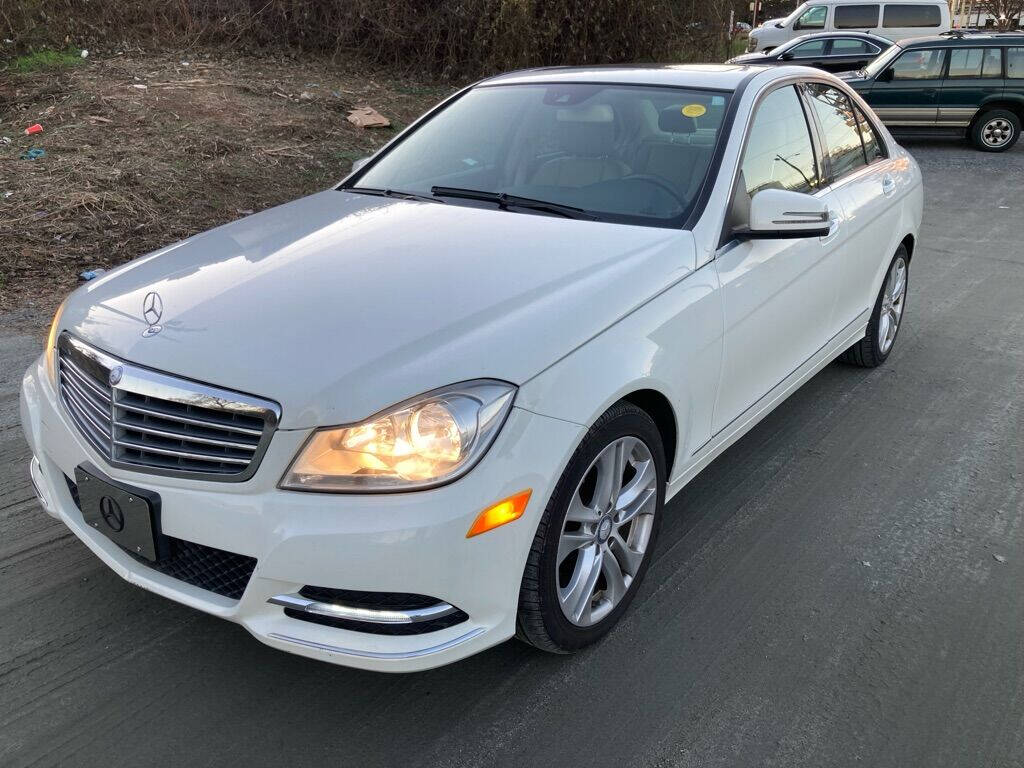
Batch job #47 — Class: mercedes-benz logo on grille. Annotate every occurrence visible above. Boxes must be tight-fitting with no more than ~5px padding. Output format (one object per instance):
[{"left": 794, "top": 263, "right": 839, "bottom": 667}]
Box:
[
  {"left": 108, "top": 365, "right": 124, "bottom": 386},
  {"left": 99, "top": 496, "right": 125, "bottom": 532},
  {"left": 142, "top": 291, "right": 163, "bottom": 337}
]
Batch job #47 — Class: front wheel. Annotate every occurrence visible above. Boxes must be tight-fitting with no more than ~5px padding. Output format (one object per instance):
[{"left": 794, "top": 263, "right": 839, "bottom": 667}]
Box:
[
  {"left": 516, "top": 402, "right": 665, "bottom": 653},
  {"left": 839, "top": 246, "right": 909, "bottom": 368},
  {"left": 970, "top": 109, "right": 1021, "bottom": 153}
]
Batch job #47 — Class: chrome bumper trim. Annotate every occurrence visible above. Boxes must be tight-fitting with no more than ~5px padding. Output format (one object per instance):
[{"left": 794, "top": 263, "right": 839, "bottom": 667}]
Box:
[
  {"left": 267, "top": 627, "right": 487, "bottom": 660},
  {"left": 268, "top": 593, "right": 460, "bottom": 624}
]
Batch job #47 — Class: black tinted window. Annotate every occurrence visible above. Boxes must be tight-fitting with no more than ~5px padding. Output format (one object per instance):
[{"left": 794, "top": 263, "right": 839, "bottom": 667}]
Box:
[
  {"left": 804, "top": 84, "right": 868, "bottom": 179},
  {"left": 835, "top": 4, "right": 880, "bottom": 28},
  {"left": 854, "top": 106, "right": 885, "bottom": 162},
  {"left": 742, "top": 86, "right": 819, "bottom": 196},
  {"left": 792, "top": 40, "right": 828, "bottom": 57},
  {"left": 1010, "top": 48, "right": 1024, "bottom": 78},
  {"left": 883, "top": 4, "right": 942, "bottom": 27},
  {"left": 832, "top": 39, "right": 874, "bottom": 54}
]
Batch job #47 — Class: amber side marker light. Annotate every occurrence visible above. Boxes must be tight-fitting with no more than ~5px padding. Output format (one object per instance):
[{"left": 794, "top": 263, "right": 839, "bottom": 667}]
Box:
[{"left": 466, "top": 490, "right": 532, "bottom": 538}]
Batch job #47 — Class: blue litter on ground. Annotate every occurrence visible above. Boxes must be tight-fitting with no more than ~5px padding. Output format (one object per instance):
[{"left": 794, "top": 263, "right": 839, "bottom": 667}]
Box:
[
  {"left": 79, "top": 269, "right": 106, "bottom": 281},
  {"left": 20, "top": 148, "right": 46, "bottom": 160}
]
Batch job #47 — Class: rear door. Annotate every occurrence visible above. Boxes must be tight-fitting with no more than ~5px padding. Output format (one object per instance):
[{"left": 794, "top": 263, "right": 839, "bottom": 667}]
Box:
[
  {"left": 939, "top": 46, "right": 1005, "bottom": 129},
  {"left": 869, "top": 47, "right": 947, "bottom": 126},
  {"left": 827, "top": 37, "right": 885, "bottom": 72}
]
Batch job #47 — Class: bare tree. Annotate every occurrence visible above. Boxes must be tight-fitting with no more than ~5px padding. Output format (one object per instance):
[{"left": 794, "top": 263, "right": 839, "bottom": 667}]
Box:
[{"left": 977, "top": 0, "right": 1024, "bottom": 29}]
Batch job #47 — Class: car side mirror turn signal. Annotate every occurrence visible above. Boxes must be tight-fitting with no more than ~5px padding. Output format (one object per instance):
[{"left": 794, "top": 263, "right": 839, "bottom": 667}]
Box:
[{"left": 734, "top": 189, "right": 832, "bottom": 240}]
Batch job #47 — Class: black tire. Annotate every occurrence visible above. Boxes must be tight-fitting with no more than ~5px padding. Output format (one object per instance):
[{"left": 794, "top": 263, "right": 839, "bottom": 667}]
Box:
[
  {"left": 839, "top": 245, "right": 909, "bottom": 368},
  {"left": 516, "top": 401, "right": 665, "bottom": 653},
  {"left": 970, "top": 109, "right": 1021, "bottom": 153}
]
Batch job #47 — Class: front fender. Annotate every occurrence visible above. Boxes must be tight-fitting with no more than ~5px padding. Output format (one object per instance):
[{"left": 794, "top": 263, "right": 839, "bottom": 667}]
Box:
[{"left": 516, "top": 262, "right": 723, "bottom": 485}]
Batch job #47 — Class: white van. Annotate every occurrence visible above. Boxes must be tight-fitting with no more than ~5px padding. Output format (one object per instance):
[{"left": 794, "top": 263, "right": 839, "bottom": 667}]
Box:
[{"left": 748, "top": 0, "right": 951, "bottom": 51}]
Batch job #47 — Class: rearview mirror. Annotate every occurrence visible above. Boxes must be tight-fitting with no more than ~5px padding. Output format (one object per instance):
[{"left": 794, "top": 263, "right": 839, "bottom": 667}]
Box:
[
  {"left": 735, "top": 189, "right": 831, "bottom": 240},
  {"left": 877, "top": 67, "right": 894, "bottom": 82},
  {"left": 780, "top": 52, "right": 796, "bottom": 61}
]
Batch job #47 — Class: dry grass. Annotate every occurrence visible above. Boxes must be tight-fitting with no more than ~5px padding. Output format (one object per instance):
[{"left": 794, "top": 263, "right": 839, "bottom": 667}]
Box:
[{"left": 0, "top": 50, "right": 452, "bottom": 311}]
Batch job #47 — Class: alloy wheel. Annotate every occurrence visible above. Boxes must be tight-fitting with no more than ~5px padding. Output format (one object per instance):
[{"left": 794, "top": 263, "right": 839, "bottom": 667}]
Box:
[
  {"left": 555, "top": 436, "right": 658, "bottom": 627},
  {"left": 878, "top": 255, "right": 907, "bottom": 355}
]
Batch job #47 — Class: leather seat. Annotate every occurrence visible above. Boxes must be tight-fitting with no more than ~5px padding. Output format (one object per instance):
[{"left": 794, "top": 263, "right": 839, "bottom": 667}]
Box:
[
  {"left": 530, "top": 115, "right": 630, "bottom": 188},
  {"left": 632, "top": 108, "right": 713, "bottom": 200}
]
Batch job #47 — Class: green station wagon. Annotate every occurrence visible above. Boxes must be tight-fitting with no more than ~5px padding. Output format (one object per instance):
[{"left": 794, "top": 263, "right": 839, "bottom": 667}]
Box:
[{"left": 841, "top": 32, "right": 1024, "bottom": 151}]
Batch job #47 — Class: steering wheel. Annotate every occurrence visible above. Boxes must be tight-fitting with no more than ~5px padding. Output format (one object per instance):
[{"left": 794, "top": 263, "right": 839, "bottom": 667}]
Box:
[{"left": 619, "top": 174, "right": 687, "bottom": 208}]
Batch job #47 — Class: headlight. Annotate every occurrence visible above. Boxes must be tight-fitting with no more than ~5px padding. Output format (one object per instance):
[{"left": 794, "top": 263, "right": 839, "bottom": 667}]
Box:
[
  {"left": 280, "top": 380, "right": 516, "bottom": 492},
  {"left": 45, "top": 300, "right": 66, "bottom": 386}
]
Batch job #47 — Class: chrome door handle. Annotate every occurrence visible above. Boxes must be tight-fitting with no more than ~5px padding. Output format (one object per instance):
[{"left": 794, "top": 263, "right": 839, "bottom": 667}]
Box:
[{"left": 882, "top": 175, "right": 897, "bottom": 196}]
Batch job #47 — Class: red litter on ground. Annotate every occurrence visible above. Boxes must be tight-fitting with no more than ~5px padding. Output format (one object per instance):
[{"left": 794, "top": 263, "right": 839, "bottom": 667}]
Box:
[{"left": 25, "top": 124, "right": 43, "bottom": 135}]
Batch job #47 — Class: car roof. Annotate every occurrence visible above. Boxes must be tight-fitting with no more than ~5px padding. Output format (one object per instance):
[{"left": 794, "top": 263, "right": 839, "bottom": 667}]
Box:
[
  {"left": 784, "top": 31, "right": 893, "bottom": 43},
  {"left": 898, "top": 32, "right": 1024, "bottom": 48},
  {"left": 481, "top": 64, "right": 769, "bottom": 91}
]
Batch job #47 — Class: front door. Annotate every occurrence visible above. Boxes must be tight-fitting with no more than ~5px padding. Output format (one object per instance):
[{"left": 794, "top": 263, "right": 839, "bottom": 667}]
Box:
[
  {"left": 712, "top": 84, "right": 844, "bottom": 433},
  {"left": 868, "top": 48, "right": 948, "bottom": 127},
  {"left": 939, "top": 47, "right": 1005, "bottom": 129}
]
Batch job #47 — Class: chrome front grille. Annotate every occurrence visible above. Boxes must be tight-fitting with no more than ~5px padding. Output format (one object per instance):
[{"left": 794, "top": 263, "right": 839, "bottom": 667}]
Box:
[{"left": 57, "top": 334, "right": 279, "bottom": 481}]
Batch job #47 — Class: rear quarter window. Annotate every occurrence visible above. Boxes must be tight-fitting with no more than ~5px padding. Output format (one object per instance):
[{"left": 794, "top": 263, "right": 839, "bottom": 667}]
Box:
[{"left": 835, "top": 5, "right": 881, "bottom": 28}]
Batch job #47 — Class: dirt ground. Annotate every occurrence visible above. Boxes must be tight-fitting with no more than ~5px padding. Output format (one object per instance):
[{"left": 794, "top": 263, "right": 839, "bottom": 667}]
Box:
[{"left": 0, "top": 50, "right": 452, "bottom": 313}]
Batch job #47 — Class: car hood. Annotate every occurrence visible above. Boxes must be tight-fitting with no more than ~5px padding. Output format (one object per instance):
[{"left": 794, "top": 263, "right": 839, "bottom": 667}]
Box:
[{"left": 60, "top": 190, "right": 695, "bottom": 428}]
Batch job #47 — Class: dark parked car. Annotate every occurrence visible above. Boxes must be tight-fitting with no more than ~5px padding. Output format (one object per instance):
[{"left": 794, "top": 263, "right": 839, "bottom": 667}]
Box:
[
  {"left": 729, "top": 32, "right": 894, "bottom": 73},
  {"left": 841, "top": 32, "right": 1024, "bottom": 151}
]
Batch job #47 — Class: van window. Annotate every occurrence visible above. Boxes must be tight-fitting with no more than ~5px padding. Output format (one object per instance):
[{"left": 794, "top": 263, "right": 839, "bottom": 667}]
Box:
[
  {"left": 803, "top": 84, "right": 868, "bottom": 180},
  {"left": 794, "top": 5, "right": 828, "bottom": 30},
  {"left": 882, "top": 4, "right": 942, "bottom": 28},
  {"left": 835, "top": 5, "right": 880, "bottom": 28},
  {"left": 741, "top": 86, "right": 819, "bottom": 196},
  {"left": 948, "top": 48, "right": 1003, "bottom": 78},
  {"left": 890, "top": 49, "right": 946, "bottom": 80},
  {"left": 1010, "top": 48, "right": 1024, "bottom": 78}
]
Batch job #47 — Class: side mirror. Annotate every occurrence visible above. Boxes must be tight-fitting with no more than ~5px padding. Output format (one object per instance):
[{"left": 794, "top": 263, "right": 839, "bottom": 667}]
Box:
[
  {"left": 780, "top": 51, "right": 796, "bottom": 61},
  {"left": 351, "top": 156, "right": 372, "bottom": 172},
  {"left": 877, "top": 67, "right": 894, "bottom": 82},
  {"left": 735, "top": 189, "right": 831, "bottom": 240}
]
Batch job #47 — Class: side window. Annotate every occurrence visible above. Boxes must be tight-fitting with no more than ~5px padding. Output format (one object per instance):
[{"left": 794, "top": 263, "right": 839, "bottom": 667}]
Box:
[
  {"left": 834, "top": 5, "right": 880, "bottom": 28},
  {"left": 792, "top": 40, "right": 829, "bottom": 57},
  {"left": 803, "top": 84, "right": 869, "bottom": 179},
  {"left": 741, "top": 86, "right": 820, "bottom": 198},
  {"left": 948, "top": 48, "right": 1003, "bottom": 78},
  {"left": 854, "top": 105, "right": 885, "bottom": 162},
  {"left": 831, "top": 39, "right": 873, "bottom": 55},
  {"left": 794, "top": 5, "right": 828, "bottom": 30},
  {"left": 890, "top": 49, "right": 946, "bottom": 80},
  {"left": 882, "top": 4, "right": 942, "bottom": 28},
  {"left": 1010, "top": 48, "right": 1024, "bottom": 78}
]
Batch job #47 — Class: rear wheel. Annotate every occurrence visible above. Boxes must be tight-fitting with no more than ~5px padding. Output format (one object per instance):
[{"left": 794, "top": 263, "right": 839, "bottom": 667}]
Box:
[
  {"left": 516, "top": 402, "right": 665, "bottom": 653},
  {"left": 839, "top": 246, "right": 909, "bottom": 368},
  {"left": 970, "top": 109, "right": 1021, "bottom": 153}
]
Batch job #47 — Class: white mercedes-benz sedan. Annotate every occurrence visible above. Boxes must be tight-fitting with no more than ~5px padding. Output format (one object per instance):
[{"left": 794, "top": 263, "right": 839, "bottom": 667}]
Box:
[{"left": 21, "top": 64, "right": 922, "bottom": 672}]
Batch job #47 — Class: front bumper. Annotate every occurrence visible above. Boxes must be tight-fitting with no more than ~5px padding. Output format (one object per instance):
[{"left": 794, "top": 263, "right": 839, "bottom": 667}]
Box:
[{"left": 20, "top": 354, "right": 584, "bottom": 672}]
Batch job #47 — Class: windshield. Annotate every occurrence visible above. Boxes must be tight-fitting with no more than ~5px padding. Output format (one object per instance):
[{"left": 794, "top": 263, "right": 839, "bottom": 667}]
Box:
[
  {"left": 781, "top": 3, "right": 810, "bottom": 25},
  {"left": 348, "top": 83, "right": 732, "bottom": 227},
  {"left": 864, "top": 44, "right": 903, "bottom": 77}
]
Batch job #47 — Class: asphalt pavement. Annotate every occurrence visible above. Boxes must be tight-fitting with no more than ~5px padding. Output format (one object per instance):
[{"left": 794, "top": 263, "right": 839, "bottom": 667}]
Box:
[{"left": 1, "top": 138, "right": 1022, "bottom": 768}]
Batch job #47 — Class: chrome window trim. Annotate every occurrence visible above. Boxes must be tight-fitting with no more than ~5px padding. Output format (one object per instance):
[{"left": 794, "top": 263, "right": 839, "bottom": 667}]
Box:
[{"left": 57, "top": 333, "right": 281, "bottom": 483}]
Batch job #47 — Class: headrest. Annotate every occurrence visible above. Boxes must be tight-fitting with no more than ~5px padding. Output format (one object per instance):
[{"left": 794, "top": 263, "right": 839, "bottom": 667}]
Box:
[{"left": 659, "top": 107, "right": 697, "bottom": 134}]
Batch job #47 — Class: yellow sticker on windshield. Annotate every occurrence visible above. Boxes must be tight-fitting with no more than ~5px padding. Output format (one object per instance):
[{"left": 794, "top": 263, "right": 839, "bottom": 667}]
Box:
[{"left": 682, "top": 104, "right": 707, "bottom": 118}]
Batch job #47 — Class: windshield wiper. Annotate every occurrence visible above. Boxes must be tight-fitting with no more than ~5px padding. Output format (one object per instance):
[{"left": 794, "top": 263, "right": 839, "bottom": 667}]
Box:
[
  {"left": 430, "top": 186, "right": 596, "bottom": 220},
  {"left": 346, "top": 187, "right": 444, "bottom": 204}
]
